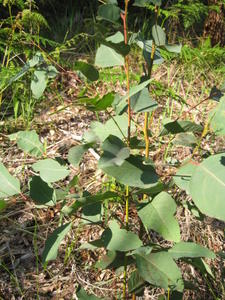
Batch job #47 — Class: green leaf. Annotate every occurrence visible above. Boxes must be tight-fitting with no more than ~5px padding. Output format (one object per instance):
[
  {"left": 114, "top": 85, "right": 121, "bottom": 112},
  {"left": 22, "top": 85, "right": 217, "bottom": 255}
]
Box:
[
  {"left": 98, "top": 38, "right": 130, "bottom": 57},
  {"left": 7, "top": 52, "right": 44, "bottom": 88},
  {"left": 46, "top": 65, "right": 58, "bottom": 78},
  {"left": 101, "top": 220, "right": 143, "bottom": 251},
  {"left": 95, "top": 44, "right": 124, "bottom": 67},
  {"left": 28, "top": 52, "right": 44, "bottom": 67},
  {"left": 29, "top": 176, "right": 56, "bottom": 206},
  {"left": 183, "top": 201, "right": 202, "bottom": 219},
  {"left": 131, "top": 246, "right": 153, "bottom": 256},
  {"left": 137, "top": 181, "right": 165, "bottom": 196},
  {"left": 0, "top": 200, "right": 6, "bottom": 212},
  {"left": 95, "top": 93, "right": 115, "bottom": 111},
  {"left": 95, "top": 251, "right": 130, "bottom": 270},
  {"left": 42, "top": 222, "right": 72, "bottom": 263},
  {"left": 210, "top": 95, "right": 225, "bottom": 136},
  {"left": 128, "top": 270, "right": 145, "bottom": 295},
  {"left": 82, "top": 202, "right": 103, "bottom": 224},
  {"left": 68, "top": 175, "right": 79, "bottom": 189},
  {"left": 76, "top": 287, "right": 102, "bottom": 300},
  {"left": 83, "top": 115, "right": 132, "bottom": 143},
  {"left": 165, "top": 44, "right": 182, "bottom": 53},
  {"left": 99, "top": 155, "right": 158, "bottom": 189},
  {"left": 95, "top": 32, "right": 124, "bottom": 68},
  {"left": 31, "top": 70, "right": 47, "bottom": 99},
  {"left": 131, "top": 87, "right": 158, "bottom": 113},
  {"left": 135, "top": 251, "right": 184, "bottom": 291},
  {"left": 160, "top": 119, "right": 203, "bottom": 136},
  {"left": 172, "top": 133, "right": 197, "bottom": 147},
  {"left": 174, "top": 162, "right": 197, "bottom": 194},
  {"left": 32, "top": 159, "right": 70, "bottom": 183},
  {"left": 122, "top": 79, "right": 152, "bottom": 102},
  {"left": 0, "top": 163, "right": 20, "bottom": 198},
  {"left": 62, "top": 191, "right": 118, "bottom": 215},
  {"left": 113, "top": 80, "right": 153, "bottom": 115},
  {"left": 117, "top": 84, "right": 158, "bottom": 114},
  {"left": 149, "top": 0, "right": 162, "bottom": 5},
  {"left": 97, "top": 4, "right": 121, "bottom": 23},
  {"left": 189, "top": 153, "right": 225, "bottom": 221},
  {"left": 81, "top": 220, "right": 142, "bottom": 252},
  {"left": 135, "top": 38, "right": 164, "bottom": 65},
  {"left": 73, "top": 61, "right": 99, "bottom": 81},
  {"left": 168, "top": 242, "right": 215, "bottom": 259},
  {"left": 6, "top": 65, "right": 29, "bottom": 88},
  {"left": 138, "top": 192, "right": 180, "bottom": 242},
  {"left": 152, "top": 25, "right": 166, "bottom": 46},
  {"left": 129, "top": 136, "right": 146, "bottom": 149},
  {"left": 98, "top": 135, "right": 130, "bottom": 168},
  {"left": 68, "top": 143, "right": 93, "bottom": 167},
  {"left": 95, "top": 251, "right": 117, "bottom": 269},
  {"left": 107, "top": 0, "right": 118, "bottom": 4},
  {"left": 9, "top": 130, "right": 44, "bottom": 157},
  {"left": 187, "top": 258, "right": 214, "bottom": 278},
  {"left": 80, "top": 93, "right": 115, "bottom": 111},
  {"left": 133, "top": 0, "right": 150, "bottom": 6},
  {"left": 133, "top": 0, "right": 161, "bottom": 7}
]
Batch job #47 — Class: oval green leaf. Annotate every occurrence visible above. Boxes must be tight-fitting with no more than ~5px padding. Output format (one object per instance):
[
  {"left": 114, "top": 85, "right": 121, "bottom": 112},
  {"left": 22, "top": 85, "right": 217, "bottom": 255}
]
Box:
[
  {"left": 31, "top": 70, "right": 47, "bottom": 99},
  {"left": 73, "top": 61, "right": 99, "bottom": 81},
  {"left": 95, "top": 32, "right": 124, "bottom": 68},
  {"left": 189, "top": 153, "right": 225, "bottom": 221},
  {"left": 210, "top": 95, "right": 225, "bottom": 136},
  {"left": 83, "top": 115, "right": 133, "bottom": 144},
  {"left": 138, "top": 192, "right": 180, "bottom": 242},
  {"left": 135, "top": 251, "right": 184, "bottom": 292},
  {"left": 99, "top": 155, "right": 158, "bottom": 189},
  {"left": 29, "top": 176, "right": 56, "bottom": 206},
  {"left": 98, "top": 135, "right": 130, "bottom": 168},
  {"left": 174, "top": 161, "right": 197, "bottom": 194},
  {"left": 9, "top": 130, "right": 44, "bottom": 157},
  {"left": 81, "top": 220, "right": 142, "bottom": 252},
  {"left": 68, "top": 143, "right": 92, "bottom": 167},
  {"left": 42, "top": 222, "right": 72, "bottom": 263},
  {"left": 152, "top": 25, "right": 166, "bottom": 46},
  {"left": 0, "top": 163, "right": 20, "bottom": 198},
  {"left": 76, "top": 287, "right": 102, "bottom": 300},
  {"left": 97, "top": 4, "right": 121, "bottom": 23},
  {"left": 168, "top": 242, "right": 215, "bottom": 259},
  {"left": 160, "top": 119, "right": 203, "bottom": 136},
  {"left": 32, "top": 159, "right": 70, "bottom": 183}
]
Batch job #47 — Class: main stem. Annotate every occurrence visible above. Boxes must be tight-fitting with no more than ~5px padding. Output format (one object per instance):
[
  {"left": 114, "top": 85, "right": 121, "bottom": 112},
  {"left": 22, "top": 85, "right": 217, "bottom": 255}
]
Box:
[
  {"left": 144, "top": 5, "right": 158, "bottom": 160},
  {"left": 122, "top": 1, "right": 130, "bottom": 299},
  {"left": 144, "top": 42, "right": 156, "bottom": 159},
  {"left": 122, "top": 0, "right": 131, "bottom": 145}
]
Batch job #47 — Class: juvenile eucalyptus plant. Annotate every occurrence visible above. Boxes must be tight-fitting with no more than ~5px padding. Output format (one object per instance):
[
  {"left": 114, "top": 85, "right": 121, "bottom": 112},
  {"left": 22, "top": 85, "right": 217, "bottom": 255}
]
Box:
[{"left": 0, "top": 0, "right": 225, "bottom": 299}]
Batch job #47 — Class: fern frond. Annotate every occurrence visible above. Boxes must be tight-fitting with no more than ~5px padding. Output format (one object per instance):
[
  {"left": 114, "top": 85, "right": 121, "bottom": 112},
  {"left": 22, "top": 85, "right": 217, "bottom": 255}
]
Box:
[
  {"left": 21, "top": 9, "right": 50, "bottom": 31},
  {"left": 174, "top": 1, "right": 208, "bottom": 29}
]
